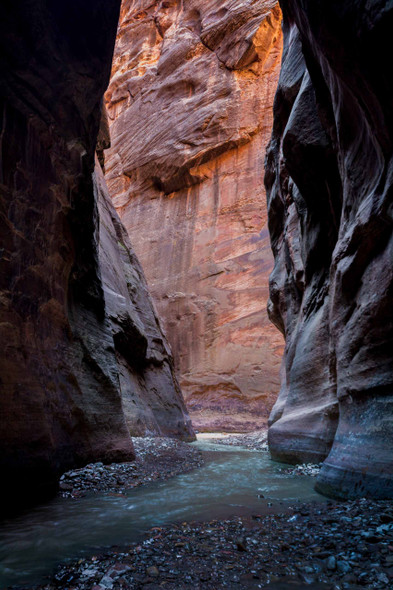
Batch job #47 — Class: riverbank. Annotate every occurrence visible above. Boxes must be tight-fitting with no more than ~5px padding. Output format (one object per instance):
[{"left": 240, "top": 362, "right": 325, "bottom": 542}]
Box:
[
  {"left": 59, "top": 437, "right": 204, "bottom": 499},
  {"left": 58, "top": 431, "right": 275, "bottom": 499},
  {"left": 198, "top": 430, "right": 269, "bottom": 451},
  {"left": 203, "top": 431, "right": 321, "bottom": 477},
  {"left": 30, "top": 497, "right": 393, "bottom": 589},
  {"left": 5, "top": 434, "right": 393, "bottom": 589}
]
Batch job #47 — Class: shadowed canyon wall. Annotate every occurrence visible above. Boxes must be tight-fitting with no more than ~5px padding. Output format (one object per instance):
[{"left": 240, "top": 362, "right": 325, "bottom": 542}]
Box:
[
  {"left": 0, "top": 0, "right": 193, "bottom": 509},
  {"left": 105, "top": 0, "right": 284, "bottom": 432},
  {"left": 266, "top": 0, "right": 393, "bottom": 498}
]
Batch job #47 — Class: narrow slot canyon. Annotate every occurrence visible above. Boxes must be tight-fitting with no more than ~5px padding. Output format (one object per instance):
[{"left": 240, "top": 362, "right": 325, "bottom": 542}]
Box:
[
  {"left": 103, "top": 0, "right": 284, "bottom": 433},
  {"left": 0, "top": 1, "right": 393, "bottom": 590}
]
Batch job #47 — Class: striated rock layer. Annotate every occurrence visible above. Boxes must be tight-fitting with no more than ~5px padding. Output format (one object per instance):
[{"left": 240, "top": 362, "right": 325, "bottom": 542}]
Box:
[
  {"left": 266, "top": 0, "right": 393, "bottom": 498},
  {"left": 95, "top": 160, "right": 193, "bottom": 440},
  {"left": 105, "top": 0, "right": 284, "bottom": 432},
  {"left": 0, "top": 0, "right": 193, "bottom": 510}
]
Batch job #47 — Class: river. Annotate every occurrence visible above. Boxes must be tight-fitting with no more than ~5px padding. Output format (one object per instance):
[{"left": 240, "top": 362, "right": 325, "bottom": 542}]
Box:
[{"left": 0, "top": 439, "right": 324, "bottom": 587}]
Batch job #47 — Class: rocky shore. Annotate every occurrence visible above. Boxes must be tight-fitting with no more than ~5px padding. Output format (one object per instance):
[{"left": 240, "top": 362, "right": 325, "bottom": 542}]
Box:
[
  {"left": 211, "top": 431, "right": 269, "bottom": 451},
  {"left": 9, "top": 435, "right": 384, "bottom": 589},
  {"left": 6, "top": 434, "right": 392, "bottom": 590},
  {"left": 59, "top": 438, "right": 203, "bottom": 499},
  {"left": 211, "top": 431, "right": 321, "bottom": 478},
  {"left": 29, "top": 498, "right": 393, "bottom": 590}
]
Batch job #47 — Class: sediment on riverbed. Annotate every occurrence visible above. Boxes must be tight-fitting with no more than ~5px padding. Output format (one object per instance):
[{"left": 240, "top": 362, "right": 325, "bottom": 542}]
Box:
[
  {"left": 30, "top": 497, "right": 393, "bottom": 590},
  {"left": 58, "top": 438, "right": 204, "bottom": 499},
  {"left": 6, "top": 433, "right": 392, "bottom": 590}
]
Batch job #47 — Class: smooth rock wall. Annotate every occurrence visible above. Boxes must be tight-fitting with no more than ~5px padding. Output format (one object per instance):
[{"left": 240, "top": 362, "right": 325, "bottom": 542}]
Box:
[
  {"left": 0, "top": 0, "right": 193, "bottom": 511},
  {"left": 266, "top": 0, "right": 393, "bottom": 498},
  {"left": 105, "top": 0, "right": 284, "bottom": 432}
]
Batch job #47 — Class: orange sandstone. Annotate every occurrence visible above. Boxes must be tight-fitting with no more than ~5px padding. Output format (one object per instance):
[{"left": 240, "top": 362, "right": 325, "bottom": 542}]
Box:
[{"left": 105, "top": 0, "right": 284, "bottom": 431}]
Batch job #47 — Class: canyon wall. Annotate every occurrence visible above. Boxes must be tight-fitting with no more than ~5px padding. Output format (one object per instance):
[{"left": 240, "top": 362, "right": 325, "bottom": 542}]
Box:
[
  {"left": 0, "top": 0, "right": 193, "bottom": 510},
  {"left": 95, "top": 161, "right": 193, "bottom": 440},
  {"left": 266, "top": 0, "right": 393, "bottom": 498},
  {"left": 105, "top": 0, "right": 284, "bottom": 432}
]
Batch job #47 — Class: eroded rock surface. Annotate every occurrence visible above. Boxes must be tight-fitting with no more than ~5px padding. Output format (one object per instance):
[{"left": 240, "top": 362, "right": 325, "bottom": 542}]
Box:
[
  {"left": 0, "top": 0, "right": 193, "bottom": 511},
  {"left": 105, "top": 0, "right": 284, "bottom": 431},
  {"left": 96, "top": 161, "right": 194, "bottom": 440},
  {"left": 266, "top": 1, "right": 393, "bottom": 498}
]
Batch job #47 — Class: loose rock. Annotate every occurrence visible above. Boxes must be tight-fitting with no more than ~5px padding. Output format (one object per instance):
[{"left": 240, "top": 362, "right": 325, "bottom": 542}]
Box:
[
  {"left": 29, "top": 497, "right": 393, "bottom": 590},
  {"left": 59, "top": 437, "right": 203, "bottom": 499}
]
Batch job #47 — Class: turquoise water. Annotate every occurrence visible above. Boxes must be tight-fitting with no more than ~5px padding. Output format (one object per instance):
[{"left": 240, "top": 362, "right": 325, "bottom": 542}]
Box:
[{"left": 0, "top": 441, "right": 324, "bottom": 587}]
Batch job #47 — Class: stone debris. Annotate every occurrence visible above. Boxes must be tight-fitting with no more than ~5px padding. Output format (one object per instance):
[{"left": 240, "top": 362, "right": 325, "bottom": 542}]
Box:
[
  {"left": 209, "top": 432, "right": 321, "bottom": 477},
  {"left": 30, "top": 498, "right": 393, "bottom": 590},
  {"left": 211, "top": 430, "right": 269, "bottom": 451},
  {"left": 280, "top": 463, "right": 322, "bottom": 478},
  {"left": 59, "top": 437, "right": 203, "bottom": 499}
]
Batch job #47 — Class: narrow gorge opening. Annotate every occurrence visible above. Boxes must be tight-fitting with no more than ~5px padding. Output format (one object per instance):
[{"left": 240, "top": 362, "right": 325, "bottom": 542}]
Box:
[
  {"left": 1, "top": 0, "right": 393, "bottom": 588},
  {"left": 102, "top": 0, "right": 284, "bottom": 435}
]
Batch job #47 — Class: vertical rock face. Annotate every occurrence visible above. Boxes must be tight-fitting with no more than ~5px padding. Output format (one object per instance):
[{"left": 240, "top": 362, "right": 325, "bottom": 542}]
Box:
[
  {"left": 105, "top": 0, "right": 284, "bottom": 432},
  {"left": 96, "top": 161, "right": 194, "bottom": 439},
  {"left": 0, "top": 0, "right": 193, "bottom": 510},
  {"left": 266, "top": 1, "right": 393, "bottom": 498}
]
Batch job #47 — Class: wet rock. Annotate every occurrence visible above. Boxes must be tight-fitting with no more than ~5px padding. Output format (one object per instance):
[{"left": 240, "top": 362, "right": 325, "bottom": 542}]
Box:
[
  {"left": 29, "top": 498, "right": 393, "bottom": 590},
  {"left": 381, "top": 513, "right": 393, "bottom": 524},
  {"left": 326, "top": 556, "right": 336, "bottom": 571},
  {"left": 58, "top": 437, "right": 203, "bottom": 498}
]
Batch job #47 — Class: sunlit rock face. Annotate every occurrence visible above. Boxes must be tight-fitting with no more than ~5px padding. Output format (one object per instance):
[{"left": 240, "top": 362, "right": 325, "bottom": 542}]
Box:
[
  {"left": 95, "top": 161, "right": 194, "bottom": 440},
  {"left": 0, "top": 0, "right": 193, "bottom": 511},
  {"left": 105, "top": 0, "right": 284, "bottom": 432},
  {"left": 266, "top": 1, "right": 393, "bottom": 498}
]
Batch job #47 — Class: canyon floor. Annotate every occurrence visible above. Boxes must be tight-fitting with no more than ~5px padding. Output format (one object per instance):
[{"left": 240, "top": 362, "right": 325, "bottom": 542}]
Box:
[
  {"left": 29, "top": 499, "right": 393, "bottom": 590},
  {"left": 58, "top": 438, "right": 205, "bottom": 500},
  {"left": 6, "top": 434, "right": 392, "bottom": 590}
]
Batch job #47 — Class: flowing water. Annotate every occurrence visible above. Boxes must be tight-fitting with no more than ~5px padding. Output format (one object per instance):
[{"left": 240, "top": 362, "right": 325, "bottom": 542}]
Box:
[{"left": 0, "top": 440, "right": 325, "bottom": 587}]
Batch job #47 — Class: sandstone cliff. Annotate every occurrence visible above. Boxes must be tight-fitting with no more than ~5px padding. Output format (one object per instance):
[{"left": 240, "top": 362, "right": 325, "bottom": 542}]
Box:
[
  {"left": 0, "top": 0, "right": 193, "bottom": 511},
  {"left": 266, "top": 0, "right": 393, "bottom": 498},
  {"left": 105, "top": 0, "right": 284, "bottom": 432},
  {"left": 96, "top": 160, "right": 193, "bottom": 439}
]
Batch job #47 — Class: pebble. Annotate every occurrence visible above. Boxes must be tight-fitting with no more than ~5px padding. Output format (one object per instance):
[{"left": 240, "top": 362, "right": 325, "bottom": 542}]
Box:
[
  {"left": 58, "top": 437, "right": 203, "bottom": 498},
  {"left": 327, "top": 555, "right": 337, "bottom": 571},
  {"left": 337, "top": 560, "right": 351, "bottom": 574},
  {"left": 146, "top": 565, "right": 159, "bottom": 577},
  {"left": 212, "top": 430, "right": 269, "bottom": 451},
  {"left": 18, "top": 433, "right": 393, "bottom": 590},
  {"left": 29, "top": 497, "right": 393, "bottom": 590}
]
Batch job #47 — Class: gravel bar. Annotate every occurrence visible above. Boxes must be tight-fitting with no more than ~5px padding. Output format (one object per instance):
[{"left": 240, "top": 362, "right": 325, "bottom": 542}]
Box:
[
  {"left": 59, "top": 437, "right": 203, "bottom": 499},
  {"left": 28, "top": 498, "right": 393, "bottom": 590}
]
